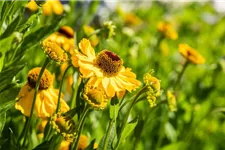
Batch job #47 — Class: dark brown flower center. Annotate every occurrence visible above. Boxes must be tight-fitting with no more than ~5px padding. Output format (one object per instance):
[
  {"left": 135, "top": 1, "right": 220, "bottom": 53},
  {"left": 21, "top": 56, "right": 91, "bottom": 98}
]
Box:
[
  {"left": 27, "top": 68, "right": 53, "bottom": 90},
  {"left": 95, "top": 50, "right": 123, "bottom": 77},
  {"left": 58, "top": 26, "right": 74, "bottom": 38}
]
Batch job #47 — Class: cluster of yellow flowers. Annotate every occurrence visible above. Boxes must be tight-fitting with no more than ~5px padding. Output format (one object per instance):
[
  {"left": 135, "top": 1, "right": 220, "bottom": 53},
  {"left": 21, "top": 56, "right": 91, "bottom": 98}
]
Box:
[
  {"left": 143, "top": 72, "right": 161, "bottom": 107},
  {"left": 71, "top": 38, "right": 141, "bottom": 106},
  {"left": 26, "top": 0, "right": 64, "bottom": 16}
]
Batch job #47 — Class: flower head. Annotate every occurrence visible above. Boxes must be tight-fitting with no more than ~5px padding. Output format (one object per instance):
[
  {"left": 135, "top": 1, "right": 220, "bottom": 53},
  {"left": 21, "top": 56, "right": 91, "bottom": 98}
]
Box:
[
  {"left": 179, "top": 43, "right": 205, "bottom": 64},
  {"left": 143, "top": 72, "right": 161, "bottom": 107},
  {"left": 51, "top": 113, "right": 76, "bottom": 141},
  {"left": 26, "top": 0, "right": 63, "bottom": 15},
  {"left": 83, "top": 84, "right": 109, "bottom": 109},
  {"left": 58, "top": 135, "right": 98, "bottom": 150},
  {"left": 42, "top": 40, "right": 68, "bottom": 64},
  {"left": 167, "top": 90, "right": 177, "bottom": 112},
  {"left": 15, "top": 68, "right": 70, "bottom": 118},
  {"left": 71, "top": 38, "right": 141, "bottom": 97},
  {"left": 157, "top": 21, "right": 178, "bottom": 40},
  {"left": 83, "top": 25, "right": 99, "bottom": 47},
  {"left": 42, "top": 26, "right": 75, "bottom": 57}
]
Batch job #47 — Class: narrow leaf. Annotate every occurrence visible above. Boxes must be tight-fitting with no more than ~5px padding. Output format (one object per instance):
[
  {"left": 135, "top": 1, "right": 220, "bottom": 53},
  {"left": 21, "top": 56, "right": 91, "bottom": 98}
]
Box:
[
  {"left": 120, "top": 118, "right": 138, "bottom": 143},
  {"left": 0, "top": 99, "right": 17, "bottom": 115},
  {"left": 0, "top": 112, "right": 6, "bottom": 135},
  {"left": 109, "top": 102, "right": 119, "bottom": 120}
]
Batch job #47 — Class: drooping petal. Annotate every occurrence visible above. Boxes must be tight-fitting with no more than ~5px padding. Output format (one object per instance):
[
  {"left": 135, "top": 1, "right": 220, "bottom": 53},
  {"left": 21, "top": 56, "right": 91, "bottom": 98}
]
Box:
[
  {"left": 79, "top": 38, "right": 95, "bottom": 60},
  {"left": 15, "top": 83, "right": 34, "bottom": 117}
]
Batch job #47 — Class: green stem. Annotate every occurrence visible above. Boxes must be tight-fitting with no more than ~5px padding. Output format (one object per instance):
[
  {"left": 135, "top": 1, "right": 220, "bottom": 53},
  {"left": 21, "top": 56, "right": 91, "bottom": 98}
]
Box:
[
  {"left": 114, "top": 86, "right": 147, "bottom": 149},
  {"left": 87, "top": 29, "right": 103, "bottom": 38},
  {"left": 71, "top": 105, "right": 90, "bottom": 150},
  {"left": 70, "top": 72, "right": 80, "bottom": 109},
  {"left": 155, "top": 107, "right": 168, "bottom": 150},
  {"left": 103, "top": 119, "right": 114, "bottom": 150},
  {"left": 56, "top": 65, "right": 72, "bottom": 113},
  {"left": 173, "top": 61, "right": 189, "bottom": 89},
  {"left": 19, "top": 58, "right": 50, "bottom": 148}
]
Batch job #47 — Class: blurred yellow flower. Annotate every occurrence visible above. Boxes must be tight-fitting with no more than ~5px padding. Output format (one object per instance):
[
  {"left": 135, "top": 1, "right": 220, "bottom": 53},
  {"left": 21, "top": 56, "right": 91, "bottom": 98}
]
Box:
[
  {"left": 43, "top": 26, "right": 75, "bottom": 56},
  {"left": 51, "top": 113, "right": 76, "bottom": 141},
  {"left": 124, "top": 13, "right": 143, "bottom": 26},
  {"left": 83, "top": 84, "right": 109, "bottom": 109},
  {"left": 71, "top": 38, "right": 141, "bottom": 97},
  {"left": 117, "top": 7, "right": 142, "bottom": 26},
  {"left": 59, "top": 140, "right": 71, "bottom": 150},
  {"left": 58, "top": 135, "right": 98, "bottom": 150},
  {"left": 157, "top": 21, "right": 178, "bottom": 40},
  {"left": 179, "top": 43, "right": 205, "bottom": 64},
  {"left": 167, "top": 90, "right": 177, "bottom": 111},
  {"left": 143, "top": 72, "right": 161, "bottom": 107},
  {"left": 26, "top": 0, "right": 64, "bottom": 15},
  {"left": 15, "top": 68, "right": 70, "bottom": 118},
  {"left": 83, "top": 25, "right": 99, "bottom": 47}
]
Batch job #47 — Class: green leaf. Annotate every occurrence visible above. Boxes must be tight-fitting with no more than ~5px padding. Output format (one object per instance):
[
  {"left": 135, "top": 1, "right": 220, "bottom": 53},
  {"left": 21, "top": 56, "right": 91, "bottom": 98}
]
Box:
[
  {"left": 0, "top": 99, "right": 17, "bottom": 115},
  {"left": 12, "top": 16, "right": 63, "bottom": 65},
  {"left": 9, "top": 128, "right": 18, "bottom": 149},
  {"left": 0, "top": 84, "right": 20, "bottom": 104},
  {"left": 0, "top": 64, "right": 25, "bottom": 93},
  {"left": 0, "top": 1, "right": 5, "bottom": 19},
  {"left": 160, "top": 142, "right": 185, "bottom": 150},
  {"left": 0, "top": 16, "right": 21, "bottom": 39},
  {"left": 17, "top": 13, "right": 39, "bottom": 34},
  {"left": 164, "top": 122, "right": 177, "bottom": 142},
  {"left": 33, "top": 141, "right": 50, "bottom": 150},
  {"left": 98, "top": 123, "right": 115, "bottom": 150},
  {"left": 109, "top": 98, "right": 119, "bottom": 119},
  {"left": 120, "top": 118, "right": 138, "bottom": 143},
  {"left": 0, "top": 34, "right": 15, "bottom": 71},
  {"left": 0, "top": 139, "right": 8, "bottom": 147},
  {"left": 0, "top": 112, "right": 6, "bottom": 135}
]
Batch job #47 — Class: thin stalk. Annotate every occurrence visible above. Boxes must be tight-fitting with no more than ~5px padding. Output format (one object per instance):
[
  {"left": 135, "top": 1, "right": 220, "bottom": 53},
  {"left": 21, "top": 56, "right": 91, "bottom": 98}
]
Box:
[
  {"left": 173, "top": 61, "right": 189, "bottom": 89},
  {"left": 71, "top": 105, "right": 90, "bottom": 150},
  {"left": 114, "top": 86, "right": 147, "bottom": 150},
  {"left": 155, "top": 107, "right": 168, "bottom": 150},
  {"left": 56, "top": 65, "right": 72, "bottom": 113},
  {"left": 103, "top": 119, "right": 114, "bottom": 150},
  {"left": 87, "top": 29, "right": 103, "bottom": 38},
  {"left": 70, "top": 72, "right": 80, "bottom": 109},
  {"left": 19, "top": 58, "right": 50, "bottom": 148}
]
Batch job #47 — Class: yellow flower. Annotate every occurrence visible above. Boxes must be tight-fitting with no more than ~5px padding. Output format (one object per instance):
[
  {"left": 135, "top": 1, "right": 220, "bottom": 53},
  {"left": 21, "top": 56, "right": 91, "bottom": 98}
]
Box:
[
  {"left": 157, "top": 21, "right": 178, "bottom": 40},
  {"left": 78, "top": 135, "right": 88, "bottom": 150},
  {"left": 143, "top": 72, "right": 161, "bottom": 107},
  {"left": 26, "top": 0, "right": 63, "bottom": 15},
  {"left": 71, "top": 38, "right": 141, "bottom": 97},
  {"left": 59, "top": 140, "right": 71, "bottom": 150},
  {"left": 83, "top": 25, "right": 99, "bottom": 47},
  {"left": 42, "top": 39, "right": 68, "bottom": 64},
  {"left": 83, "top": 84, "right": 109, "bottom": 109},
  {"left": 167, "top": 90, "right": 177, "bottom": 112},
  {"left": 124, "top": 13, "right": 143, "bottom": 26},
  {"left": 117, "top": 7, "right": 142, "bottom": 26},
  {"left": 15, "top": 68, "right": 70, "bottom": 118},
  {"left": 179, "top": 43, "right": 205, "bottom": 64},
  {"left": 42, "top": 26, "right": 75, "bottom": 56},
  {"left": 51, "top": 113, "right": 76, "bottom": 141},
  {"left": 58, "top": 135, "right": 98, "bottom": 150}
]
